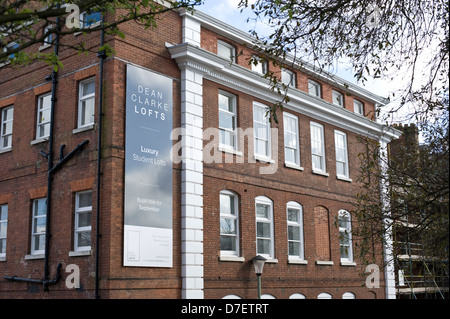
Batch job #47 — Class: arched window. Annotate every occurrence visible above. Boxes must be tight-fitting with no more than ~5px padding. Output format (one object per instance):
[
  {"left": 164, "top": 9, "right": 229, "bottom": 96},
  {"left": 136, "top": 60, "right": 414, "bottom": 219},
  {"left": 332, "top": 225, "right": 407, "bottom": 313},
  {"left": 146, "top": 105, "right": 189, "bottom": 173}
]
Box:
[
  {"left": 289, "top": 293, "right": 306, "bottom": 299},
  {"left": 342, "top": 292, "right": 356, "bottom": 299},
  {"left": 222, "top": 294, "right": 241, "bottom": 299},
  {"left": 339, "top": 210, "right": 353, "bottom": 262},
  {"left": 255, "top": 196, "right": 274, "bottom": 258},
  {"left": 220, "top": 190, "right": 239, "bottom": 256},
  {"left": 287, "top": 201, "right": 304, "bottom": 260},
  {"left": 317, "top": 292, "right": 332, "bottom": 299}
]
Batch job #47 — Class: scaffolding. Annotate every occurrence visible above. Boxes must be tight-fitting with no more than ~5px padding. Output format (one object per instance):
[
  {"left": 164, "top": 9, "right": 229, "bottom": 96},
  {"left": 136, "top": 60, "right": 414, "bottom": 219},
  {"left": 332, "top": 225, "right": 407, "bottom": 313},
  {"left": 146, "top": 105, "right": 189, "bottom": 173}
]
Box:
[{"left": 394, "top": 229, "right": 449, "bottom": 299}]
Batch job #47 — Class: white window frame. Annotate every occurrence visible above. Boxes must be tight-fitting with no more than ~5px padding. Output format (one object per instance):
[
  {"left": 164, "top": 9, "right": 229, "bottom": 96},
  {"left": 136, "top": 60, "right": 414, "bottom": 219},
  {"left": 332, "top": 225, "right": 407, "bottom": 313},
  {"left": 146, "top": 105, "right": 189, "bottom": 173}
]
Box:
[
  {"left": 282, "top": 68, "right": 296, "bottom": 88},
  {"left": 339, "top": 210, "right": 353, "bottom": 262},
  {"left": 0, "top": 204, "right": 8, "bottom": 258},
  {"left": 218, "top": 91, "right": 238, "bottom": 151},
  {"left": 283, "top": 112, "right": 300, "bottom": 167},
  {"left": 251, "top": 55, "right": 268, "bottom": 75},
  {"left": 31, "top": 198, "right": 46, "bottom": 255},
  {"left": 78, "top": 77, "right": 96, "bottom": 128},
  {"left": 80, "top": 11, "right": 101, "bottom": 29},
  {"left": 308, "top": 79, "right": 321, "bottom": 97},
  {"left": 217, "top": 40, "right": 236, "bottom": 62},
  {"left": 255, "top": 196, "right": 274, "bottom": 259},
  {"left": 354, "top": 99, "right": 364, "bottom": 115},
  {"left": 39, "top": 25, "right": 53, "bottom": 50},
  {"left": 286, "top": 201, "right": 304, "bottom": 260},
  {"left": 332, "top": 90, "right": 344, "bottom": 107},
  {"left": 310, "top": 122, "right": 327, "bottom": 174},
  {"left": 219, "top": 190, "right": 240, "bottom": 257},
  {"left": 36, "top": 93, "right": 52, "bottom": 139},
  {"left": 253, "top": 102, "right": 271, "bottom": 160},
  {"left": 1, "top": 105, "right": 13, "bottom": 151},
  {"left": 334, "top": 130, "right": 350, "bottom": 179},
  {"left": 3, "top": 42, "right": 19, "bottom": 60},
  {"left": 74, "top": 190, "right": 92, "bottom": 251}
]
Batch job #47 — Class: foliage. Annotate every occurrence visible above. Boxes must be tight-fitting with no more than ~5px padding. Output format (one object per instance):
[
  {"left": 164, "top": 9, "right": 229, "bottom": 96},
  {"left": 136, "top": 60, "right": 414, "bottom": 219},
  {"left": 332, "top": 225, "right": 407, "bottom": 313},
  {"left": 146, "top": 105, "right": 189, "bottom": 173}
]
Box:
[
  {"left": 353, "top": 105, "right": 449, "bottom": 266},
  {"left": 238, "top": 0, "right": 449, "bottom": 124}
]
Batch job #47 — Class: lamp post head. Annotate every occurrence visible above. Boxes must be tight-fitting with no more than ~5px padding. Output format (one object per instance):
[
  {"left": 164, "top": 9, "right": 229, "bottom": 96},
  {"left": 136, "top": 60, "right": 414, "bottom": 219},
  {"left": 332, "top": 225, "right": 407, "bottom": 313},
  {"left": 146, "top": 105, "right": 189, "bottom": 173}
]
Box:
[{"left": 252, "top": 255, "right": 267, "bottom": 276}]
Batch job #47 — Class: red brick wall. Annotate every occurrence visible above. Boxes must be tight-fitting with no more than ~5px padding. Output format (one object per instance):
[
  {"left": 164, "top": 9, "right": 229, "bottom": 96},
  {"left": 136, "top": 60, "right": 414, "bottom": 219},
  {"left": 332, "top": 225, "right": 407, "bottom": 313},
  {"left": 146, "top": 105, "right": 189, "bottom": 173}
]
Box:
[{"left": 202, "top": 78, "right": 385, "bottom": 299}]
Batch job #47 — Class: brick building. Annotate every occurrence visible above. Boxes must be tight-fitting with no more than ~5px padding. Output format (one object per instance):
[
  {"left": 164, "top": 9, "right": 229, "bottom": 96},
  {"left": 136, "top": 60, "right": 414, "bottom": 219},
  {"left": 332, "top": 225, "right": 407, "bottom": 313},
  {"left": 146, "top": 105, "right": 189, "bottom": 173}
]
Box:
[{"left": 0, "top": 6, "right": 401, "bottom": 299}]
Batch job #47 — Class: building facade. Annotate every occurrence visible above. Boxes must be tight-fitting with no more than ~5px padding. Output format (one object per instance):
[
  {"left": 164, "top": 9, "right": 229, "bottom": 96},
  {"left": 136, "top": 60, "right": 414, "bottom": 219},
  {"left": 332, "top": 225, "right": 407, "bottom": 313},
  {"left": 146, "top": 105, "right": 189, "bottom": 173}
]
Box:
[{"left": 0, "top": 7, "right": 401, "bottom": 299}]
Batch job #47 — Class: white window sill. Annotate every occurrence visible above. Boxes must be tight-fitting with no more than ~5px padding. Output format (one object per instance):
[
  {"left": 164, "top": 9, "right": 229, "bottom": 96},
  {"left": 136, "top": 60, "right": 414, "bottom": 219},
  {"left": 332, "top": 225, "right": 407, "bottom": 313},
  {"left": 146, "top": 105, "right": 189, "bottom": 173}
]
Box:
[
  {"left": 218, "top": 146, "right": 243, "bottom": 157},
  {"left": 337, "top": 175, "right": 352, "bottom": 182},
  {"left": 254, "top": 155, "right": 275, "bottom": 164},
  {"left": 284, "top": 163, "right": 304, "bottom": 171},
  {"left": 316, "top": 260, "right": 334, "bottom": 266},
  {"left": 31, "top": 137, "right": 49, "bottom": 145},
  {"left": 264, "top": 258, "right": 278, "bottom": 264},
  {"left": 0, "top": 147, "right": 12, "bottom": 154},
  {"left": 288, "top": 258, "right": 308, "bottom": 265},
  {"left": 69, "top": 250, "right": 91, "bottom": 257},
  {"left": 312, "top": 169, "right": 329, "bottom": 177},
  {"left": 74, "top": 21, "right": 101, "bottom": 36},
  {"left": 25, "top": 254, "right": 45, "bottom": 260},
  {"left": 39, "top": 43, "right": 52, "bottom": 51},
  {"left": 73, "top": 124, "right": 95, "bottom": 134},
  {"left": 0, "top": 256, "right": 6, "bottom": 262},
  {"left": 340, "top": 261, "right": 356, "bottom": 267},
  {"left": 219, "top": 255, "right": 245, "bottom": 262}
]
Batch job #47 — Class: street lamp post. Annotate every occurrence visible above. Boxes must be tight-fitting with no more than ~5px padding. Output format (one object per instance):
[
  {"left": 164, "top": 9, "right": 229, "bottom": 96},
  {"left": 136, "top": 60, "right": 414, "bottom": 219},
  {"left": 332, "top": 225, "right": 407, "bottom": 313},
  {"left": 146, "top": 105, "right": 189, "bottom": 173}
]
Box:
[{"left": 252, "top": 255, "right": 267, "bottom": 299}]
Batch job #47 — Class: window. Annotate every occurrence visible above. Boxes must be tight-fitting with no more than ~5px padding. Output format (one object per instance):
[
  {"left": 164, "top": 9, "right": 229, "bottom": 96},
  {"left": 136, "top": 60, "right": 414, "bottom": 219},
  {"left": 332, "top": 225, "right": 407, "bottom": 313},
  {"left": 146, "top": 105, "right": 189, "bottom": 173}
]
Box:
[
  {"left": 78, "top": 77, "right": 96, "bottom": 128},
  {"left": 354, "top": 99, "right": 364, "bottom": 115},
  {"left": 332, "top": 90, "right": 344, "bottom": 107},
  {"left": 310, "top": 122, "right": 326, "bottom": 173},
  {"left": 308, "top": 80, "right": 321, "bottom": 97},
  {"left": 218, "top": 91, "right": 237, "bottom": 150},
  {"left": 0, "top": 204, "right": 8, "bottom": 257},
  {"left": 80, "top": 11, "right": 101, "bottom": 29},
  {"left": 44, "top": 25, "right": 53, "bottom": 45},
  {"left": 335, "top": 130, "right": 349, "bottom": 179},
  {"left": 253, "top": 102, "right": 271, "bottom": 159},
  {"left": 3, "top": 42, "right": 19, "bottom": 60},
  {"left": 74, "top": 191, "right": 92, "bottom": 251},
  {"left": 217, "top": 40, "right": 235, "bottom": 62},
  {"left": 317, "top": 293, "right": 332, "bottom": 299},
  {"left": 287, "top": 202, "right": 304, "bottom": 259},
  {"left": 1, "top": 106, "right": 13, "bottom": 150},
  {"left": 255, "top": 196, "right": 274, "bottom": 258},
  {"left": 251, "top": 55, "right": 267, "bottom": 75},
  {"left": 220, "top": 191, "right": 239, "bottom": 256},
  {"left": 282, "top": 68, "right": 296, "bottom": 88},
  {"left": 342, "top": 292, "right": 356, "bottom": 299},
  {"left": 36, "top": 93, "right": 52, "bottom": 139},
  {"left": 339, "top": 210, "right": 353, "bottom": 262},
  {"left": 283, "top": 112, "right": 300, "bottom": 167},
  {"left": 31, "top": 198, "right": 46, "bottom": 255}
]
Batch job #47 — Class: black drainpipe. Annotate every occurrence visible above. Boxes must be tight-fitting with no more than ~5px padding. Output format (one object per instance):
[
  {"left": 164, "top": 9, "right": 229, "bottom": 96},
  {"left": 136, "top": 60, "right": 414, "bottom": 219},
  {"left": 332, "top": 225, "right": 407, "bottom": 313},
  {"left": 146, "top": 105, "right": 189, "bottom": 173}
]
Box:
[
  {"left": 95, "top": 12, "right": 106, "bottom": 299},
  {"left": 4, "top": 7, "right": 89, "bottom": 291}
]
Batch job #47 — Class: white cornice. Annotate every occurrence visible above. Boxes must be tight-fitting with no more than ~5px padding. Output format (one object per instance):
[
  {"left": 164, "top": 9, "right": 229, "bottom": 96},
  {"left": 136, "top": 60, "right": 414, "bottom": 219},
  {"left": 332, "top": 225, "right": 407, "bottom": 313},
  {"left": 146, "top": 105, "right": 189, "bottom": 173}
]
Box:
[
  {"left": 180, "top": 8, "right": 389, "bottom": 107},
  {"left": 169, "top": 42, "right": 401, "bottom": 143}
]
